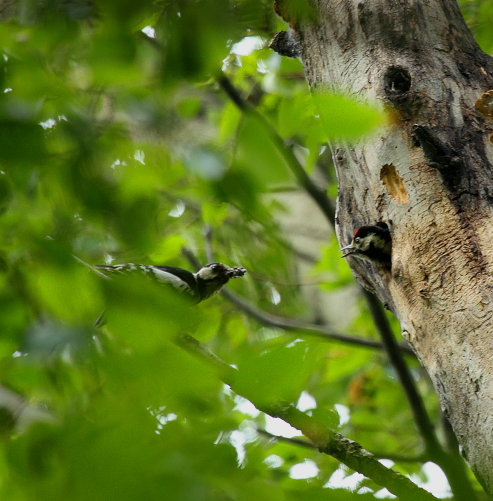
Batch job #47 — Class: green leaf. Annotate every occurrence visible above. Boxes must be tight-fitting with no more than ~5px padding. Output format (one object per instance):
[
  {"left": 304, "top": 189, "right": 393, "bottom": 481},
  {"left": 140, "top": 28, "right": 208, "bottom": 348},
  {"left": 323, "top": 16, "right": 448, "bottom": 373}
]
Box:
[
  {"left": 29, "top": 265, "right": 102, "bottom": 322},
  {"left": 218, "top": 101, "right": 242, "bottom": 143},
  {"left": 475, "top": 2, "right": 493, "bottom": 54},
  {"left": 148, "top": 234, "right": 187, "bottom": 263},
  {"left": 235, "top": 342, "right": 313, "bottom": 406},
  {"left": 237, "top": 479, "right": 287, "bottom": 501},
  {"left": 313, "top": 93, "right": 384, "bottom": 140},
  {"left": 101, "top": 274, "right": 202, "bottom": 350},
  {"left": 0, "top": 120, "right": 46, "bottom": 166},
  {"left": 235, "top": 114, "right": 292, "bottom": 186}
]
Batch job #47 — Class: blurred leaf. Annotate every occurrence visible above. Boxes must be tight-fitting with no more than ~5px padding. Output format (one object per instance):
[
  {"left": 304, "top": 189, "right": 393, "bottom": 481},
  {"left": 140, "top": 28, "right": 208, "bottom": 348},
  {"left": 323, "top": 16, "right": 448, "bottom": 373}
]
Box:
[
  {"left": 238, "top": 479, "right": 286, "bottom": 501},
  {"left": 176, "top": 97, "right": 202, "bottom": 118},
  {"left": 313, "top": 93, "right": 384, "bottom": 140},
  {"left": 0, "top": 120, "right": 46, "bottom": 166},
  {"left": 235, "top": 341, "right": 314, "bottom": 406},
  {"left": 158, "top": 0, "right": 237, "bottom": 84},
  {"left": 148, "top": 234, "right": 187, "bottom": 263},
  {"left": 101, "top": 273, "right": 202, "bottom": 350},
  {"left": 87, "top": 29, "right": 139, "bottom": 85},
  {"left": 471, "top": 2, "right": 493, "bottom": 54},
  {"left": 218, "top": 101, "right": 242, "bottom": 143},
  {"left": 186, "top": 147, "right": 227, "bottom": 181},
  {"left": 235, "top": 114, "right": 292, "bottom": 186},
  {"left": 201, "top": 202, "right": 230, "bottom": 226},
  {"left": 314, "top": 238, "right": 354, "bottom": 290},
  {"left": 211, "top": 169, "right": 261, "bottom": 212},
  {"left": 277, "top": 93, "right": 324, "bottom": 143},
  {"left": 287, "top": 486, "right": 379, "bottom": 500},
  {"left": 29, "top": 265, "right": 102, "bottom": 322}
]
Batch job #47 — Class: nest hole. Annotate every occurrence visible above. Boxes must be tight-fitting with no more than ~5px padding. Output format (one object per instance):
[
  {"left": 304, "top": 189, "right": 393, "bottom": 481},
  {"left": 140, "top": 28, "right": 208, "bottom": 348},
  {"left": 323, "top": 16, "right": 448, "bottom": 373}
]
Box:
[{"left": 384, "top": 67, "right": 412, "bottom": 94}]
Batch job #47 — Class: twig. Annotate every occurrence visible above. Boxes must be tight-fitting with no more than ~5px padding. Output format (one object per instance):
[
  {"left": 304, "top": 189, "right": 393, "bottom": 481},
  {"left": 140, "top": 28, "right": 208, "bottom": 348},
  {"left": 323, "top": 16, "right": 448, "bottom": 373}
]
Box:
[
  {"left": 257, "top": 429, "right": 315, "bottom": 449},
  {"left": 0, "top": 1, "right": 16, "bottom": 15},
  {"left": 259, "top": 429, "right": 428, "bottom": 463},
  {"left": 362, "top": 290, "right": 437, "bottom": 451},
  {"left": 72, "top": 255, "right": 110, "bottom": 279},
  {"left": 175, "top": 334, "right": 235, "bottom": 385},
  {"left": 204, "top": 225, "right": 214, "bottom": 262},
  {"left": 182, "top": 247, "right": 203, "bottom": 271}
]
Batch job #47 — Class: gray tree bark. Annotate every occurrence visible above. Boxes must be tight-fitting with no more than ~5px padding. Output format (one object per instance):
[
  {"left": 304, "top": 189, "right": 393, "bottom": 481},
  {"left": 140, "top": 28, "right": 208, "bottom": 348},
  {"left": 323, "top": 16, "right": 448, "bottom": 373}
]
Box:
[{"left": 283, "top": 0, "right": 493, "bottom": 494}]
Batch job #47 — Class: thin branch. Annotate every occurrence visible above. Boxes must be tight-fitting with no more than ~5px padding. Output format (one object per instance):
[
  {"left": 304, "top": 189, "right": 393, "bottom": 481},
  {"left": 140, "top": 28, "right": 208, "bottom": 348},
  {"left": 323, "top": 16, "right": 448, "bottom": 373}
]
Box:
[
  {"left": 175, "top": 334, "right": 235, "bottom": 385},
  {"left": 177, "top": 332, "right": 439, "bottom": 501},
  {"left": 222, "top": 288, "right": 414, "bottom": 354},
  {"left": 203, "top": 224, "right": 214, "bottom": 262},
  {"left": 217, "top": 74, "right": 336, "bottom": 226},
  {"left": 362, "top": 290, "right": 437, "bottom": 452},
  {"left": 182, "top": 247, "right": 205, "bottom": 271},
  {"left": 257, "top": 429, "right": 315, "bottom": 449},
  {"left": 72, "top": 255, "right": 110, "bottom": 279},
  {"left": 0, "top": 1, "right": 16, "bottom": 15},
  {"left": 363, "top": 289, "right": 478, "bottom": 500},
  {"left": 259, "top": 429, "right": 428, "bottom": 463}
]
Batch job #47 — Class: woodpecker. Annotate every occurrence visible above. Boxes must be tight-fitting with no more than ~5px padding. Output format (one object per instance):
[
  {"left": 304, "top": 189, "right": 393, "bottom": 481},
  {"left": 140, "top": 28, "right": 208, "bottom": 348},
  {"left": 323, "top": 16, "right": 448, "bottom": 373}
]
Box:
[
  {"left": 96, "top": 262, "right": 247, "bottom": 303},
  {"left": 339, "top": 224, "right": 392, "bottom": 265}
]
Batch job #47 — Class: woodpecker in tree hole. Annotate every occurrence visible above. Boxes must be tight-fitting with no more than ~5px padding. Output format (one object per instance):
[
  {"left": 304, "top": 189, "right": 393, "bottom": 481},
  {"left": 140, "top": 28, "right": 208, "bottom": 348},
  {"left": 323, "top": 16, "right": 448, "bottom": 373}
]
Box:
[
  {"left": 96, "top": 262, "right": 247, "bottom": 303},
  {"left": 339, "top": 223, "right": 392, "bottom": 265}
]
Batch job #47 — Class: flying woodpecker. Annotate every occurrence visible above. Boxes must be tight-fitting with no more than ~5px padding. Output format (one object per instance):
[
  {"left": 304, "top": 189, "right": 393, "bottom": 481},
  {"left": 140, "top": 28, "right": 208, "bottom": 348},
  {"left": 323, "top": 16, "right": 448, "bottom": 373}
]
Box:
[{"left": 96, "top": 262, "right": 247, "bottom": 303}]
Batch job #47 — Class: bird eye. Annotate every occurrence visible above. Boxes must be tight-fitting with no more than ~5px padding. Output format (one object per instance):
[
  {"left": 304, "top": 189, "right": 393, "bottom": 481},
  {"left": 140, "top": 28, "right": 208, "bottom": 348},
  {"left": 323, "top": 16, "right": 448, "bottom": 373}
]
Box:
[
  {"left": 211, "top": 264, "right": 220, "bottom": 271},
  {"left": 354, "top": 237, "right": 360, "bottom": 244}
]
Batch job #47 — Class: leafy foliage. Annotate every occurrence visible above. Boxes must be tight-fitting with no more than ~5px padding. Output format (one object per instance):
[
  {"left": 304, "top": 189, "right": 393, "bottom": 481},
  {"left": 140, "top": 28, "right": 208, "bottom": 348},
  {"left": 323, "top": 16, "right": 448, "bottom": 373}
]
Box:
[{"left": 0, "top": 0, "right": 486, "bottom": 500}]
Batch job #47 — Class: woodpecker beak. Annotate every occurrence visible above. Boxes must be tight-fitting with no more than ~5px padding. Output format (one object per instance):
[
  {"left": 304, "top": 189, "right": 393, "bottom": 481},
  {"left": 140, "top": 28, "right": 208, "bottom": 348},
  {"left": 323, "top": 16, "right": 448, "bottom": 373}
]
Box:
[
  {"left": 339, "top": 244, "right": 356, "bottom": 257},
  {"left": 227, "top": 266, "right": 247, "bottom": 278}
]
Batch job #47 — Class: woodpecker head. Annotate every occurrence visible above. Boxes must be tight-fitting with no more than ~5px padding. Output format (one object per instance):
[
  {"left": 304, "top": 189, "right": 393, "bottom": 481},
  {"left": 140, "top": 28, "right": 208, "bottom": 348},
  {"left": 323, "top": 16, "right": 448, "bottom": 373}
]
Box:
[
  {"left": 195, "top": 263, "right": 247, "bottom": 301},
  {"left": 339, "top": 224, "right": 392, "bottom": 265}
]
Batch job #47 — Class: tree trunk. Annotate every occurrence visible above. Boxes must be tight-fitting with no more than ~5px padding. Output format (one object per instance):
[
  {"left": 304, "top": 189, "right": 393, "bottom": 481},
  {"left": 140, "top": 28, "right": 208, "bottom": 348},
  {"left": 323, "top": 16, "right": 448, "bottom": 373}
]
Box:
[{"left": 289, "top": 0, "right": 493, "bottom": 493}]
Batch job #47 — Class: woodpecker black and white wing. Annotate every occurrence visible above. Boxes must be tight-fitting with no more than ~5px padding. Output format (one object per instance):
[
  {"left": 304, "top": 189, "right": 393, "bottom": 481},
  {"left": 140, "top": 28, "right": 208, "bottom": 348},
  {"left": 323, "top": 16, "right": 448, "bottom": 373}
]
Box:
[
  {"left": 146, "top": 266, "right": 199, "bottom": 296},
  {"left": 94, "top": 264, "right": 198, "bottom": 326},
  {"left": 95, "top": 264, "right": 199, "bottom": 298},
  {"left": 95, "top": 262, "right": 247, "bottom": 306}
]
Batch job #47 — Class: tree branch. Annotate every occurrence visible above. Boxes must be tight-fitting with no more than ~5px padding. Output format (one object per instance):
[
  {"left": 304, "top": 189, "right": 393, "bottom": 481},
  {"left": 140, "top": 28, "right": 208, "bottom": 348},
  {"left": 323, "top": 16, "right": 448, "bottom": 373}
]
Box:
[
  {"left": 257, "top": 429, "right": 315, "bottom": 449},
  {"left": 176, "top": 332, "right": 440, "bottom": 501},
  {"left": 222, "top": 288, "right": 415, "bottom": 354},
  {"left": 258, "top": 429, "right": 427, "bottom": 463}
]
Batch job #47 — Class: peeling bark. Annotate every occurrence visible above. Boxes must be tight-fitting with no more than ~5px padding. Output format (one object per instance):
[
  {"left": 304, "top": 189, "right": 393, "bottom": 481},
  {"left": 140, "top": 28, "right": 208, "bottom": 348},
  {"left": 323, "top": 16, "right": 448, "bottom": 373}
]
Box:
[{"left": 291, "top": 0, "right": 493, "bottom": 493}]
